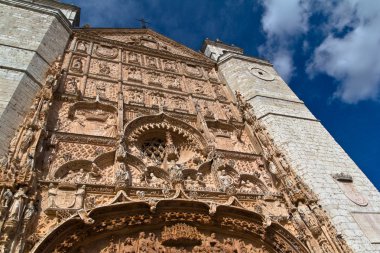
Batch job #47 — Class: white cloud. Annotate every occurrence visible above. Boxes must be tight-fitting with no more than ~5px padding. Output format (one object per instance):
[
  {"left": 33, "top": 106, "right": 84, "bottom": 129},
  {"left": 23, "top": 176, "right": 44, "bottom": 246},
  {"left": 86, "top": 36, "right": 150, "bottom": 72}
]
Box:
[
  {"left": 308, "top": 0, "right": 380, "bottom": 103},
  {"left": 260, "top": 0, "right": 380, "bottom": 103},
  {"left": 272, "top": 50, "right": 295, "bottom": 82},
  {"left": 259, "top": 0, "right": 310, "bottom": 81},
  {"left": 261, "top": 0, "right": 309, "bottom": 38}
]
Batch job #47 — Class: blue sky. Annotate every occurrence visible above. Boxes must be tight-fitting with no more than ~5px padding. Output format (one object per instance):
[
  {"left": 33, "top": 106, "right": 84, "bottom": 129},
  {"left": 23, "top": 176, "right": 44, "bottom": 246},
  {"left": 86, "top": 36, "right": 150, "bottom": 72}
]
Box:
[{"left": 63, "top": 0, "right": 380, "bottom": 189}]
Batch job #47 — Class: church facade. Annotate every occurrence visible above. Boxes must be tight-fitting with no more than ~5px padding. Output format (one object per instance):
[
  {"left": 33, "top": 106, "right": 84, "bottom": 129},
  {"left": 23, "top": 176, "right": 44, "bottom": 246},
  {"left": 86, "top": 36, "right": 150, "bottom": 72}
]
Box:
[{"left": 0, "top": 1, "right": 380, "bottom": 253}]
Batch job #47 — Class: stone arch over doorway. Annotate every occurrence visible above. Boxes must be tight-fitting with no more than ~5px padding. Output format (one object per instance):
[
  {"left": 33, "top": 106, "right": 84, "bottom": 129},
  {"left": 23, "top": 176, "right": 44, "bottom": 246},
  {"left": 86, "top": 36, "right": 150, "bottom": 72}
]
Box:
[{"left": 31, "top": 198, "right": 309, "bottom": 253}]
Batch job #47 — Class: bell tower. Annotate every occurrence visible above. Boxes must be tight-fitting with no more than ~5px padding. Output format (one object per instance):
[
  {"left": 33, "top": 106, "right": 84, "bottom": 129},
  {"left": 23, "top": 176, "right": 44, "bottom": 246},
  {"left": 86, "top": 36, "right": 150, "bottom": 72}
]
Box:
[
  {"left": 0, "top": 0, "right": 80, "bottom": 157},
  {"left": 202, "top": 39, "right": 380, "bottom": 253}
]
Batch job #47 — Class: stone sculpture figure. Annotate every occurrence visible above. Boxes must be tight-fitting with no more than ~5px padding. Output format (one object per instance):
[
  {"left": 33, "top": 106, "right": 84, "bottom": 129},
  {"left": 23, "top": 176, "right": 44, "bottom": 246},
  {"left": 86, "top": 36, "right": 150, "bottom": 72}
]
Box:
[
  {"left": 77, "top": 41, "right": 87, "bottom": 52},
  {"left": 99, "top": 62, "right": 111, "bottom": 76},
  {"left": 169, "top": 164, "right": 183, "bottom": 184},
  {"left": 1, "top": 189, "right": 13, "bottom": 208},
  {"left": 297, "top": 201, "right": 321, "bottom": 235},
  {"left": 19, "top": 127, "right": 34, "bottom": 152},
  {"left": 47, "top": 183, "right": 57, "bottom": 208},
  {"left": 104, "top": 116, "right": 117, "bottom": 138},
  {"left": 8, "top": 187, "right": 28, "bottom": 222},
  {"left": 72, "top": 58, "right": 83, "bottom": 73},
  {"left": 149, "top": 173, "right": 165, "bottom": 188},
  {"left": 219, "top": 170, "right": 235, "bottom": 192},
  {"left": 74, "top": 185, "right": 86, "bottom": 209},
  {"left": 115, "top": 162, "right": 130, "bottom": 185},
  {"left": 124, "top": 237, "right": 136, "bottom": 253},
  {"left": 116, "top": 137, "right": 126, "bottom": 161},
  {"left": 23, "top": 200, "right": 35, "bottom": 221}
]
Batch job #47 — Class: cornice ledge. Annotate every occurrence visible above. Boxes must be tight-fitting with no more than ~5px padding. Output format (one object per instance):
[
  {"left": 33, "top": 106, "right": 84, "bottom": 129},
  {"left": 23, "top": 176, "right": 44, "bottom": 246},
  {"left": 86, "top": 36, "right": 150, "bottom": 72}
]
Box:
[
  {"left": 217, "top": 52, "right": 273, "bottom": 67},
  {"left": 0, "top": 0, "right": 73, "bottom": 33}
]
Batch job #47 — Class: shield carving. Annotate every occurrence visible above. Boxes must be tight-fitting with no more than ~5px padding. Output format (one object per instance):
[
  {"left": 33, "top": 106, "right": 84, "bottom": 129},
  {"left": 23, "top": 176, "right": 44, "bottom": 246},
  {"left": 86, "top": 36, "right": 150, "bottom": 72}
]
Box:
[
  {"left": 55, "top": 189, "right": 76, "bottom": 209},
  {"left": 333, "top": 173, "right": 368, "bottom": 206}
]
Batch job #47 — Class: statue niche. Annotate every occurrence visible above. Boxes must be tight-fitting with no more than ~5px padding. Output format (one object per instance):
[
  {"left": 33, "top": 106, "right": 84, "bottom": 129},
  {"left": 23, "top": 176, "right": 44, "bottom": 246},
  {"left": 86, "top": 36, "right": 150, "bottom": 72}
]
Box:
[{"left": 67, "top": 101, "right": 118, "bottom": 138}]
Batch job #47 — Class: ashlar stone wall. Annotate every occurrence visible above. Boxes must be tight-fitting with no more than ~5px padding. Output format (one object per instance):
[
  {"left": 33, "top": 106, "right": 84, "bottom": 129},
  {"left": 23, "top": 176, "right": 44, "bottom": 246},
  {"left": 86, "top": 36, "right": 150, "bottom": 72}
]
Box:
[{"left": 0, "top": 0, "right": 78, "bottom": 157}]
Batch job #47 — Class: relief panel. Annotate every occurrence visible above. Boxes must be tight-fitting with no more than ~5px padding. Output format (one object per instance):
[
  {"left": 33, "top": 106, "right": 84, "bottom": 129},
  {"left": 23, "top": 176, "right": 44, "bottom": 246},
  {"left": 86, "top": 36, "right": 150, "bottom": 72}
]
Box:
[
  {"left": 89, "top": 59, "right": 119, "bottom": 79},
  {"left": 84, "top": 79, "right": 118, "bottom": 102}
]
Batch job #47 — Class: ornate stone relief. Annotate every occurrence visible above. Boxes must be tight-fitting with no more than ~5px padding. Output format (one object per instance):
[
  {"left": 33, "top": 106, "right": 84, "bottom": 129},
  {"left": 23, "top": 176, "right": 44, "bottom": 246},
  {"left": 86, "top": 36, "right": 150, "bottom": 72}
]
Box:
[
  {"left": 183, "top": 64, "right": 203, "bottom": 78},
  {"left": 84, "top": 79, "right": 118, "bottom": 101},
  {"left": 0, "top": 33, "right": 353, "bottom": 253},
  {"left": 126, "top": 51, "right": 141, "bottom": 65},
  {"left": 76, "top": 40, "right": 89, "bottom": 54},
  {"left": 94, "top": 44, "right": 118, "bottom": 59},
  {"left": 71, "top": 57, "right": 84, "bottom": 73},
  {"left": 90, "top": 59, "right": 118, "bottom": 78},
  {"left": 100, "top": 32, "right": 198, "bottom": 58}
]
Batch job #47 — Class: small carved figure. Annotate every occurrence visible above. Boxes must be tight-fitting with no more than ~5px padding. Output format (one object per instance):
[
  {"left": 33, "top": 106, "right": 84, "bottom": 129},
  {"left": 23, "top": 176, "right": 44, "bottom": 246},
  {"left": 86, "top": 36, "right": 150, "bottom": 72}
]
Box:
[
  {"left": 240, "top": 179, "right": 261, "bottom": 193},
  {"left": 99, "top": 62, "right": 111, "bottom": 76},
  {"left": 219, "top": 170, "right": 235, "bottom": 192},
  {"left": 71, "top": 58, "right": 83, "bottom": 73},
  {"left": 8, "top": 187, "right": 28, "bottom": 221},
  {"left": 149, "top": 72, "right": 161, "bottom": 84},
  {"left": 149, "top": 173, "right": 165, "bottom": 188},
  {"left": 223, "top": 238, "right": 237, "bottom": 253},
  {"left": 115, "top": 162, "right": 130, "bottom": 185},
  {"left": 47, "top": 183, "right": 57, "bottom": 208},
  {"left": 1, "top": 189, "right": 13, "bottom": 207},
  {"left": 124, "top": 237, "right": 136, "bottom": 253},
  {"left": 104, "top": 116, "right": 117, "bottom": 138},
  {"left": 87, "top": 163, "right": 101, "bottom": 181},
  {"left": 297, "top": 201, "right": 321, "bottom": 235},
  {"left": 225, "top": 106, "right": 236, "bottom": 122},
  {"left": 64, "top": 170, "right": 76, "bottom": 183},
  {"left": 167, "top": 76, "right": 180, "bottom": 89},
  {"left": 184, "top": 176, "right": 195, "bottom": 189},
  {"left": 129, "top": 52, "right": 139, "bottom": 63},
  {"left": 204, "top": 233, "right": 223, "bottom": 252},
  {"left": 74, "top": 185, "right": 86, "bottom": 209},
  {"left": 128, "top": 67, "right": 142, "bottom": 80},
  {"left": 20, "top": 127, "right": 34, "bottom": 152},
  {"left": 116, "top": 137, "right": 126, "bottom": 161},
  {"left": 77, "top": 41, "right": 87, "bottom": 52},
  {"left": 164, "top": 60, "right": 176, "bottom": 72},
  {"left": 169, "top": 164, "right": 183, "bottom": 184},
  {"left": 23, "top": 200, "right": 35, "bottom": 221},
  {"left": 214, "top": 85, "right": 227, "bottom": 101},
  {"left": 268, "top": 161, "right": 278, "bottom": 175},
  {"left": 146, "top": 57, "right": 157, "bottom": 68}
]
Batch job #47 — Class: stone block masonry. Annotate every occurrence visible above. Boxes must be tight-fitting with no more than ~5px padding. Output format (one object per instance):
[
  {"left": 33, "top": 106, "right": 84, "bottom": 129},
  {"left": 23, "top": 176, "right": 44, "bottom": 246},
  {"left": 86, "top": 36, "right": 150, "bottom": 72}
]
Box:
[
  {"left": 0, "top": 0, "right": 79, "bottom": 157},
  {"left": 204, "top": 43, "right": 380, "bottom": 252}
]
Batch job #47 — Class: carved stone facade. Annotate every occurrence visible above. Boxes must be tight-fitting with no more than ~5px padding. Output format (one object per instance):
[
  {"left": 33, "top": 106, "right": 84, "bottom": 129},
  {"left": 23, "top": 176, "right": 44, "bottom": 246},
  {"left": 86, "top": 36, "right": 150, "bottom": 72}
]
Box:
[{"left": 0, "top": 29, "right": 353, "bottom": 253}]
